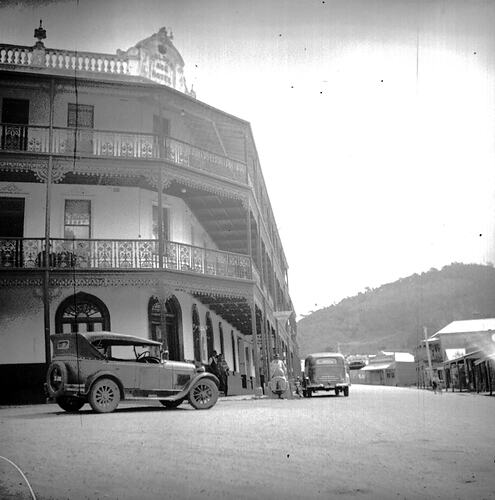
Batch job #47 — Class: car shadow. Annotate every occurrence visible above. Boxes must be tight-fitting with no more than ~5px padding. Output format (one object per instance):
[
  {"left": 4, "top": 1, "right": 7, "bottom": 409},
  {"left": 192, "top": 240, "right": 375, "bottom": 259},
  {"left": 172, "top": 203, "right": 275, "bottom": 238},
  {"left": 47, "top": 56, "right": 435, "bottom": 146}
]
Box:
[
  {"left": 6, "top": 404, "right": 190, "bottom": 419},
  {"left": 307, "top": 393, "right": 344, "bottom": 399}
]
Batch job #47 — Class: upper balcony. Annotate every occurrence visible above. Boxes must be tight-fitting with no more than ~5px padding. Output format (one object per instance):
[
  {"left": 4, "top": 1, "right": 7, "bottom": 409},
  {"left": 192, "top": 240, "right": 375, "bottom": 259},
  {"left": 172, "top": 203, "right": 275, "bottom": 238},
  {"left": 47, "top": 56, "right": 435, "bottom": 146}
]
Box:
[
  {"left": 0, "top": 237, "right": 252, "bottom": 281},
  {"left": 0, "top": 123, "right": 247, "bottom": 184},
  {"left": 0, "top": 43, "right": 130, "bottom": 75}
]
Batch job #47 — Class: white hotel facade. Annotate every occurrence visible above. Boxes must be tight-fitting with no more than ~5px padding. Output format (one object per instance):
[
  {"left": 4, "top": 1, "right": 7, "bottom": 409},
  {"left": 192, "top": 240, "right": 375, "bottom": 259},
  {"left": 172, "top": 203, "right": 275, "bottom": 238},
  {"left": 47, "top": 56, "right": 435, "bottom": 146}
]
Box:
[{"left": 0, "top": 24, "right": 299, "bottom": 403}]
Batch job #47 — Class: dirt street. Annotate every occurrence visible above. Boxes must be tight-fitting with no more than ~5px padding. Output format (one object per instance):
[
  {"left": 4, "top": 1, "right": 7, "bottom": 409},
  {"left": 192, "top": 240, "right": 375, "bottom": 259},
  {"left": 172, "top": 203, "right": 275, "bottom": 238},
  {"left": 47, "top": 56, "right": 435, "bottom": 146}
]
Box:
[{"left": 0, "top": 385, "right": 494, "bottom": 500}]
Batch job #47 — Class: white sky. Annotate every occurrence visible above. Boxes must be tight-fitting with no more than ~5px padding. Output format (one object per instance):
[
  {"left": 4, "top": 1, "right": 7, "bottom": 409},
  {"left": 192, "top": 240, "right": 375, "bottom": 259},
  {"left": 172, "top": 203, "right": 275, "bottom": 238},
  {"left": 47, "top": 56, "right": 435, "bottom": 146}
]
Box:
[{"left": 1, "top": 0, "right": 494, "bottom": 317}]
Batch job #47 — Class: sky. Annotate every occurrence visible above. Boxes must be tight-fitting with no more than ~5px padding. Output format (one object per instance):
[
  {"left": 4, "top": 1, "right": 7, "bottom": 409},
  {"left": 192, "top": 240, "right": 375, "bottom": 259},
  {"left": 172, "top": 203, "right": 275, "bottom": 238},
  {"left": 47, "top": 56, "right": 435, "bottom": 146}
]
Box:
[{"left": 1, "top": 0, "right": 494, "bottom": 318}]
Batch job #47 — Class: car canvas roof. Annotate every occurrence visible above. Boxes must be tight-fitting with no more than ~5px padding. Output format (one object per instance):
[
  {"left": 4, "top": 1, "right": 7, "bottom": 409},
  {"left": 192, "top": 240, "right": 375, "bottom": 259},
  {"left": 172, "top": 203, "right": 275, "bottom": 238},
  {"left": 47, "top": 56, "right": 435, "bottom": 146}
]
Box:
[{"left": 51, "top": 331, "right": 162, "bottom": 347}]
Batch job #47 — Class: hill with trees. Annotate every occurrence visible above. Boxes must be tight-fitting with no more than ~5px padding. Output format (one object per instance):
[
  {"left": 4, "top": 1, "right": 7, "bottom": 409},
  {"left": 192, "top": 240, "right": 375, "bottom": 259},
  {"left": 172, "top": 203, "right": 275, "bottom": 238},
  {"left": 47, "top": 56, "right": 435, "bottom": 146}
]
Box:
[{"left": 296, "top": 263, "right": 495, "bottom": 357}]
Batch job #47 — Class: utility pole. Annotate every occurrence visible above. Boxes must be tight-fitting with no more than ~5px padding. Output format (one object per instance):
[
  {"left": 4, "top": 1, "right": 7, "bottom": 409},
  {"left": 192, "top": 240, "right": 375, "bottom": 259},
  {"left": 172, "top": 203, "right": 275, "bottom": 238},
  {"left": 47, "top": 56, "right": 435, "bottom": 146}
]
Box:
[{"left": 424, "top": 326, "right": 433, "bottom": 386}]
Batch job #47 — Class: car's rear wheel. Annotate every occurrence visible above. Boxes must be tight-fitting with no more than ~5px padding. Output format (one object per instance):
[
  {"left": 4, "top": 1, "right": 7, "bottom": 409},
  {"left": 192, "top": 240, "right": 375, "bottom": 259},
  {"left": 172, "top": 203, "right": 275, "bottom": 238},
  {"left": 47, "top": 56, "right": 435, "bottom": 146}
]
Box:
[
  {"left": 160, "top": 399, "right": 184, "bottom": 409},
  {"left": 46, "top": 362, "right": 67, "bottom": 398},
  {"left": 89, "top": 378, "right": 120, "bottom": 413},
  {"left": 343, "top": 386, "right": 349, "bottom": 397},
  {"left": 56, "top": 396, "right": 85, "bottom": 413},
  {"left": 188, "top": 378, "right": 218, "bottom": 410}
]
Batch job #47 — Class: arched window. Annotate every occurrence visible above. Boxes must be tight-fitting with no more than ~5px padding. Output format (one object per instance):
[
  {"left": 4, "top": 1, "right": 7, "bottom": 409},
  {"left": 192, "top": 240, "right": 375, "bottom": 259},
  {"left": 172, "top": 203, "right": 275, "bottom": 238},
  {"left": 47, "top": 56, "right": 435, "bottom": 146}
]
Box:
[
  {"left": 205, "top": 312, "right": 214, "bottom": 360},
  {"left": 218, "top": 322, "right": 225, "bottom": 355},
  {"left": 55, "top": 292, "right": 110, "bottom": 333},
  {"left": 192, "top": 304, "right": 201, "bottom": 362},
  {"left": 148, "top": 296, "right": 183, "bottom": 361},
  {"left": 231, "top": 330, "right": 237, "bottom": 372}
]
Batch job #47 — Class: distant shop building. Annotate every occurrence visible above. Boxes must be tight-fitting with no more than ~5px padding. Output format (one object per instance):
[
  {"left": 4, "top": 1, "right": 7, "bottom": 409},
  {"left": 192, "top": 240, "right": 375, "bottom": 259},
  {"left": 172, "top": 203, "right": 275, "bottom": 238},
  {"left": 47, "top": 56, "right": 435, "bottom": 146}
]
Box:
[
  {"left": 427, "top": 319, "right": 495, "bottom": 394},
  {"left": 415, "top": 336, "right": 444, "bottom": 388},
  {"left": 358, "top": 351, "right": 416, "bottom": 386}
]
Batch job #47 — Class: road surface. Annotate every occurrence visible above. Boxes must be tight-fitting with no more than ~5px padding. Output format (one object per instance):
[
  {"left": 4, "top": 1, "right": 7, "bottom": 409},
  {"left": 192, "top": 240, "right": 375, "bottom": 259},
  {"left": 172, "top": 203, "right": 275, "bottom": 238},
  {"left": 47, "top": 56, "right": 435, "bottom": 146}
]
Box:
[{"left": 1, "top": 385, "right": 494, "bottom": 499}]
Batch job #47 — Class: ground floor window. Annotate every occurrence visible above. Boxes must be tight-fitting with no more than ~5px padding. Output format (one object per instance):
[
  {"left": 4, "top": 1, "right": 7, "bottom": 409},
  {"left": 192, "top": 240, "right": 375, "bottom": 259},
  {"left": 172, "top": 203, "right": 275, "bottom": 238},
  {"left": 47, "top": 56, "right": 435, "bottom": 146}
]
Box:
[
  {"left": 206, "top": 312, "right": 214, "bottom": 360},
  {"left": 231, "top": 330, "right": 237, "bottom": 372},
  {"left": 148, "top": 295, "right": 183, "bottom": 360},
  {"left": 55, "top": 292, "right": 110, "bottom": 333},
  {"left": 192, "top": 304, "right": 201, "bottom": 362}
]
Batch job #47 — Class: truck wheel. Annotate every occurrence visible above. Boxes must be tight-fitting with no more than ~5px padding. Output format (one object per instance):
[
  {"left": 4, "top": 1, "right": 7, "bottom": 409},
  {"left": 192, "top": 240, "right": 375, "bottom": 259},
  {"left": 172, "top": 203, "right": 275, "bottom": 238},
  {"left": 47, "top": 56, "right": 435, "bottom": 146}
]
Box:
[
  {"left": 56, "top": 396, "right": 85, "bottom": 413},
  {"left": 188, "top": 378, "right": 218, "bottom": 410},
  {"left": 89, "top": 378, "right": 120, "bottom": 413},
  {"left": 335, "top": 388, "right": 340, "bottom": 396},
  {"left": 344, "top": 386, "right": 349, "bottom": 397}
]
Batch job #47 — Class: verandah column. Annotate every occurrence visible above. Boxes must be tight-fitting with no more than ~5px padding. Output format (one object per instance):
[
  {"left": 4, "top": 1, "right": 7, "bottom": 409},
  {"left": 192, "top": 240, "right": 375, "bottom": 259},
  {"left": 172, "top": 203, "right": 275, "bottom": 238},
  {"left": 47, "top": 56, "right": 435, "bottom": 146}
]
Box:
[
  {"left": 43, "top": 77, "right": 55, "bottom": 367},
  {"left": 249, "top": 296, "right": 261, "bottom": 389},
  {"left": 157, "top": 166, "right": 164, "bottom": 269}
]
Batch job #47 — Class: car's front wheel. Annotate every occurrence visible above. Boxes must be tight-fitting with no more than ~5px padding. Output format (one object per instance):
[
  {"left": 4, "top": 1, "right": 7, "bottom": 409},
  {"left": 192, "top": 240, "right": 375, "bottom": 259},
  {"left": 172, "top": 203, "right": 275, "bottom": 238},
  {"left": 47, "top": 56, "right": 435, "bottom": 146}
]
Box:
[
  {"left": 188, "top": 378, "right": 218, "bottom": 410},
  {"left": 89, "top": 378, "right": 121, "bottom": 413},
  {"left": 56, "top": 396, "right": 85, "bottom": 413},
  {"left": 160, "top": 399, "right": 184, "bottom": 409}
]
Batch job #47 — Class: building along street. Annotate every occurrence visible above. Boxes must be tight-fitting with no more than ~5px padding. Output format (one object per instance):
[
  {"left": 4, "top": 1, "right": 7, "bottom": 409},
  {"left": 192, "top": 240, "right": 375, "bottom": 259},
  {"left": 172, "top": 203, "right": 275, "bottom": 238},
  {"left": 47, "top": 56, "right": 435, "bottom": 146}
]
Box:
[{"left": 0, "top": 384, "right": 494, "bottom": 500}]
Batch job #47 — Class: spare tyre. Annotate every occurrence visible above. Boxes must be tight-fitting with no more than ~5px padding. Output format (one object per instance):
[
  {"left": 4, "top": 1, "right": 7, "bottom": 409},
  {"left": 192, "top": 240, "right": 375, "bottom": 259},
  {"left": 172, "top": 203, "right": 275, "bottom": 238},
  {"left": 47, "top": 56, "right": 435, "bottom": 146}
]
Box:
[{"left": 46, "top": 361, "right": 67, "bottom": 398}]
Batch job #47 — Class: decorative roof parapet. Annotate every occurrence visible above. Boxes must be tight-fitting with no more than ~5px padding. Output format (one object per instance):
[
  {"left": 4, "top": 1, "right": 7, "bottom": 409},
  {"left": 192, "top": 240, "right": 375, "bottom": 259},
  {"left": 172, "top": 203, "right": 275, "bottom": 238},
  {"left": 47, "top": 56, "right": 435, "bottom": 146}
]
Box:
[{"left": 0, "top": 22, "right": 195, "bottom": 97}]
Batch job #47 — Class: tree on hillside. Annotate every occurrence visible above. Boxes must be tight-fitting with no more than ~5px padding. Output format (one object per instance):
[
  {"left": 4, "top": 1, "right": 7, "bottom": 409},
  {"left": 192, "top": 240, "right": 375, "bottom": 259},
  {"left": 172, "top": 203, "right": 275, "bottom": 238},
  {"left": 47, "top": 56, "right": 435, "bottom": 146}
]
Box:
[{"left": 297, "top": 263, "right": 495, "bottom": 356}]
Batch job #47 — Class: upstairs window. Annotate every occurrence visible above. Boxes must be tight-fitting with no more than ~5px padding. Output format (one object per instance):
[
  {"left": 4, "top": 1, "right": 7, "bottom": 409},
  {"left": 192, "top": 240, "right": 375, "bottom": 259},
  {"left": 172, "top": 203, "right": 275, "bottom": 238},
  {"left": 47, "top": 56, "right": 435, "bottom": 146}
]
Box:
[
  {"left": 152, "top": 206, "right": 169, "bottom": 241},
  {"left": 64, "top": 200, "right": 91, "bottom": 239},
  {"left": 1, "top": 99, "right": 29, "bottom": 151},
  {"left": 67, "top": 103, "right": 94, "bottom": 129},
  {"left": 153, "top": 115, "right": 170, "bottom": 137}
]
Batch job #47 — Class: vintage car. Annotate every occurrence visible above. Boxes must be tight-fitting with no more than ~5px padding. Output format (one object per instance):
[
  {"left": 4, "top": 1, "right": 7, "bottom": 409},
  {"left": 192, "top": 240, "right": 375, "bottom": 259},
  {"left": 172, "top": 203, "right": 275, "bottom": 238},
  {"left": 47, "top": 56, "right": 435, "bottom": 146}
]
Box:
[
  {"left": 302, "top": 352, "right": 351, "bottom": 397},
  {"left": 45, "top": 331, "right": 219, "bottom": 413}
]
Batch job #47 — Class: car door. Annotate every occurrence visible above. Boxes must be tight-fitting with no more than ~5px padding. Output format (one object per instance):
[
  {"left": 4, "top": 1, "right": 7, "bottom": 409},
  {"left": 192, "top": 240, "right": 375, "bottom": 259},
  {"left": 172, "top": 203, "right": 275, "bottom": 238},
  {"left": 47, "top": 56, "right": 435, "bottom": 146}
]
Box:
[
  {"left": 157, "top": 360, "right": 174, "bottom": 392},
  {"left": 136, "top": 362, "right": 161, "bottom": 393}
]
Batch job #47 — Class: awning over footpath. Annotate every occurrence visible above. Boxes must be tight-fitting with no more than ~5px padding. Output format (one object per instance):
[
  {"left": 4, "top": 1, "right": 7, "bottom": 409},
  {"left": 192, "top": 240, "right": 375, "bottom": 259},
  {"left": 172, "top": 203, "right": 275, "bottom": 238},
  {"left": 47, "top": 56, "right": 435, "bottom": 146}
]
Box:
[
  {"left": 474, "top": 351, "right": 495, "bottom": 366},
  {"left": 442, "top": 349, "right": 482, "bottom": 365},
  {"left": 361, "top": 362, "right": 395, "bottom": 371}
]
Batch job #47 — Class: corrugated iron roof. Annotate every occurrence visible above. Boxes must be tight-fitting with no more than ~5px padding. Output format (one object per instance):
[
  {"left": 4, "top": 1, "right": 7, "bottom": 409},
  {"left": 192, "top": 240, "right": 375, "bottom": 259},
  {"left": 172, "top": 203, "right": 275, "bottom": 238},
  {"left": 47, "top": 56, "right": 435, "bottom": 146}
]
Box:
[
  {"left": 361, "top": 362, "right": 395, "bottom": 371},
  {"left": 434, "top": 318, "right": 495, "bottom": 336}
]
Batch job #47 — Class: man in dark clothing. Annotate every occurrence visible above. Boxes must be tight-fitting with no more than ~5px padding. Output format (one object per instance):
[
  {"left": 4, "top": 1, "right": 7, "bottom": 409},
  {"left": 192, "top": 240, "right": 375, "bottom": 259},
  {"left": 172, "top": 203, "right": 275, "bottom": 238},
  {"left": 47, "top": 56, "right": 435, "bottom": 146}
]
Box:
[
  {"left": 208, "top": 350, "right": 219, "bottom": 377},
  {"left": 217, "top": 353, "right": 230, "bottom": 396}
]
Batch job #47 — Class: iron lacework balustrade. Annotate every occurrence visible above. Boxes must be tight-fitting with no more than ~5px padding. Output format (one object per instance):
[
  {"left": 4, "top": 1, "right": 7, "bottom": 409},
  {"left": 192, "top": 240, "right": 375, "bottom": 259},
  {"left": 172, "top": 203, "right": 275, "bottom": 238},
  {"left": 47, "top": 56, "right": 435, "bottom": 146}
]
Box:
[
  {"left": 0, "top": 238, "right": 252, "bottom": 280},
  {"left": 0, "top": 123, "right": 247, "bottom": 184}
]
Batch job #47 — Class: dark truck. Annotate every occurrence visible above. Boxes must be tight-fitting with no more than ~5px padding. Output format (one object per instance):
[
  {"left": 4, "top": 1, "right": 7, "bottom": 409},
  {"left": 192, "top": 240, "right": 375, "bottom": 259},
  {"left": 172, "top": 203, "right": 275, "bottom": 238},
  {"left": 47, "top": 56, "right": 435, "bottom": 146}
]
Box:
[{"left": 302, "top": 352, "right": 351, "bottom": 397}]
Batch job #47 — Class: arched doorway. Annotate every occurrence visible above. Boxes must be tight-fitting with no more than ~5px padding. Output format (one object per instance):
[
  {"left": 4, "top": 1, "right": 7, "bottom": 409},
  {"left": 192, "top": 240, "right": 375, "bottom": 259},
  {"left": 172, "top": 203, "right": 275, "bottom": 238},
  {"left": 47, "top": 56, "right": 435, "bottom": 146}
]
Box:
[
  {"left": 55, "top": 292, "right": 110, "bottom": 333},
  {"left": 148, "top": 296, "right": 183, "bottom": 361},
  {"left": 192, "top": 304, "right": 201, "bottom": 362},
  {"left": 205, "top": 312, "right": 214, "bottom": 360},
  {"left": 218, "top": 322, "right": 225, "bottom": 355}
]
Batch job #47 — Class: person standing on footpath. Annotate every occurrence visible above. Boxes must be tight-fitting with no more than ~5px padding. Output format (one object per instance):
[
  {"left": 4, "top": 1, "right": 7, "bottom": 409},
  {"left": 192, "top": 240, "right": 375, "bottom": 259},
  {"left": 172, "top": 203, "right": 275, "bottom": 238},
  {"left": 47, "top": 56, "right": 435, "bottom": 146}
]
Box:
[
  {"left": 208, "top": 350, "right": 219, "bottom": 377},
  {"left": 269, "top": 352, "right": 289, "bottom": 398},
  {"left": 217, "top": 352, "right": 230, "bottom": 396}
]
